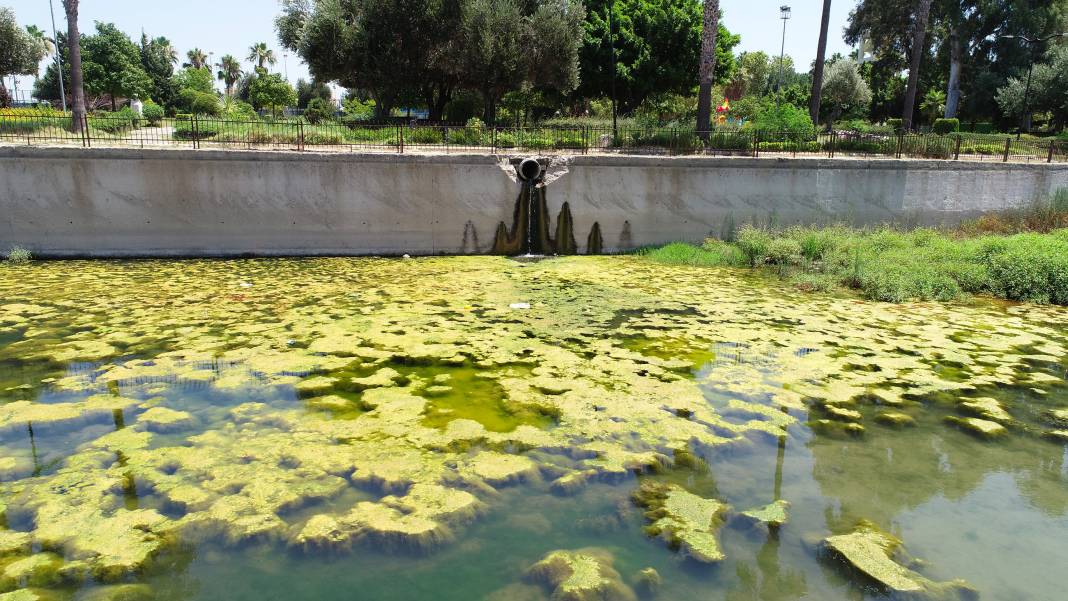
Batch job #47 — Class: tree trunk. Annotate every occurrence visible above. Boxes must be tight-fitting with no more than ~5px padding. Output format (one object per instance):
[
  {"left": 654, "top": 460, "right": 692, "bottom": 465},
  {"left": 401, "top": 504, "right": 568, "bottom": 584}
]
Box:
[
  {"left": 695, "top": 0, "right": 721, "bottom": 138},
  {"left": 901, "top": 0, "right": 934, "bottom": 130},
  {"left": 62, "top": 0, "right": 86, "bottom": 132},
  {"left": 0, "top": 80, "right": 9, "bottom": 109},
  {"left": 945, "top": 24, "right": 962, "bottom": 119},
  {"left": 482, "top": 92, "right": 496, "bottom": 125},
  {"left": 809, "top": 0, "right": 833, "bottom": 125}
]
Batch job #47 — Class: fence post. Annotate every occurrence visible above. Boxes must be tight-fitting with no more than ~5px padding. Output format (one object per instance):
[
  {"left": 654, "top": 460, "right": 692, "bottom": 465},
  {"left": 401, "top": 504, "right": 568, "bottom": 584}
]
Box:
[
  {"left": 954, "top": 135, "right": 962, "bottom": 161},
  {"left": 492, "top": 127, "right": 497, "bottom": 154},
  {"left": 192, "top": 114, "right": 199, "bottom": 150},
  {"left": 829, "top": 131, "right": 837, "bottom": 158},
  {"left": 1048, "top": 141, "right": 1056, "bottom": 164},
  {"left": 1002, "top": 137, "right": 1011, "bottom": 163},
  {"left": 896, "top": 132, "right": 904, "bottom": 158},
  {"left": 753, "top": 132, "right": 759, "bottom": 158},
  {"left": 83, "top": 115, "right": 91, "bottom": 148},
  {"left": 298, "top": 121, "right": 305, "bottom": 152}
]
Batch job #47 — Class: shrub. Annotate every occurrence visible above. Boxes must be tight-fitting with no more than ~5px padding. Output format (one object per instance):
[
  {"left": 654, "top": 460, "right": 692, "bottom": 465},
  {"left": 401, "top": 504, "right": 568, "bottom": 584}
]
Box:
[
  {"left": 981, "top": 234, "right": 1068, "bottom": 304},
  {"left": 765, "top": 237, "right": 803, "bottom": 267},
  {"left": 173, "top": 116, "right": 221, "bottom": 139},
  {"left": 932, "top": 118, "right": 960, "bottom": 135},
  {"left": 5, "top": 246, "right": 31, "bottom": 264},
  {"left": 177, "top": 89, "right": 221, "bottom": 116},
  {"left": 791, "top": 273, "right": 836, "bottom": 292},
  {"left": 749, "top": 104, "right": 815, "bottom": 136},
  {"left": 88, "top": 107, "right": 139, "bottom": 133},
  {"left": 141, "top": 100, "right": 164, "bottom": 126},
  {"left": 304, "top": 97, "right": 335, "bottom": 124},
  {"left": 640, "top": 241, "right": 742, "bottom": 267},
  {"left": 886, "top": 118, "right": 903, "bottom": 131},
  {"left": 736, "top": 225, "right": 772, "bottom": 267},
  {"left": 405, "top": 127, "right": 444, "bottom": 144},
  {"left": 223, "top": 99, "right": 259, "bottom": 121}
]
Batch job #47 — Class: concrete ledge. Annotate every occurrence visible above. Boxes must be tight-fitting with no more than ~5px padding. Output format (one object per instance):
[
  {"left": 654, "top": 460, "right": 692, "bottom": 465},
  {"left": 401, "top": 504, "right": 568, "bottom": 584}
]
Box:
[{"left": 2, "top": 147, "right": 1065, "bottom": 257}]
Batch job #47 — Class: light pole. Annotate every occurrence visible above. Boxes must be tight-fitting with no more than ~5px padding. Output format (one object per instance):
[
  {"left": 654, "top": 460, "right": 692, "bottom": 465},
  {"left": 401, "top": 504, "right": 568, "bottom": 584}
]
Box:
[
  {"left": 608, "top": 0, "right": 617, "bottom": 135},
  {"left": 48, "top": 0, "right": 66, "bottom": 112},
  {"left": 283, "top": 53, "right": 289, "bottom": 82},
  {"left": 1001, "top": 32, "right": 1066, "bottom": 138},
  {"left": 775, "top": 5, "right": 792, "bottom": 112}
]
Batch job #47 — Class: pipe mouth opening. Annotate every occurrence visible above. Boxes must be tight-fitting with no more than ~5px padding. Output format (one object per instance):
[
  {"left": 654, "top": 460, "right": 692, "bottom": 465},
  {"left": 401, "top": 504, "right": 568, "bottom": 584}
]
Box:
[{"left": 517, "top": 158, "right": 544, "bottom": 182}]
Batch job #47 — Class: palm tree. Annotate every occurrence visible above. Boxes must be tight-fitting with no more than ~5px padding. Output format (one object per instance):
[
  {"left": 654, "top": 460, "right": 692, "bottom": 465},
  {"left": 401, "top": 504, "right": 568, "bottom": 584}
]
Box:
[
  {"left": 247, "top": 42, "right": 276, "bottom": 71},
  {"left": 809, "top": 0, "right": 832, "bottom": 126},
  {"left": 901, "top": 0, "right": 934, "bottom": 130},
  {"left": 154, "top": 36, "right": 178, "bottom": 65},
  {"left": 216, "top": 55, "right": 242, "bottom": 97},
  {"left": 61, "top": 0, "right": 86, "bottom": 131},
  {"left": 694, "top": 0, "right": 721, "bottom": 138},
  {"left": 184, "top": 48, "right": 209, "bottom": 69}
]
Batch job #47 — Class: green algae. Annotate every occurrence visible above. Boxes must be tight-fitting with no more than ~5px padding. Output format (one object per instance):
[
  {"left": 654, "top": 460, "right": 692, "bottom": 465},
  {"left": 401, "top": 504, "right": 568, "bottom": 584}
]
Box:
[{"left": 0, "top": 256, "right": 1065, "bottom": 600}]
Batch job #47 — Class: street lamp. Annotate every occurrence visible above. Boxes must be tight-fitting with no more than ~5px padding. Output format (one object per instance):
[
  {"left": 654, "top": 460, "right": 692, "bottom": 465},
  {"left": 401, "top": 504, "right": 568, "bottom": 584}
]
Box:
[
  {"left": 608, "top": 0, "right": 617, "bottom": 135},
  {"left": 48, "top": 0, "right": 66, "bottom": 112},
  {"left": 1000, "top": 32, "right": 1066, "bottom": 138},
  {"left": 775, "top": 5, "right": 792, "bottom": 112}
]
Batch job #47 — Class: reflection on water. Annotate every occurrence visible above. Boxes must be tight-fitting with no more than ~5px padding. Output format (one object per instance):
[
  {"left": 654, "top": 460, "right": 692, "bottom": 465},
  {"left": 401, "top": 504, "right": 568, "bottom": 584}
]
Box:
[{"left": 0, "top": 257, "right": 1066, "bottom": 601}]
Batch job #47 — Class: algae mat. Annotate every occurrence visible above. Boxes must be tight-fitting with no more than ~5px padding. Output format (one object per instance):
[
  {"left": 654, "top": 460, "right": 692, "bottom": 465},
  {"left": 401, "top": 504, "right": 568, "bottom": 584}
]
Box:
[{"left": 0, "top": 256, "right": 1066, "bottom": 601}]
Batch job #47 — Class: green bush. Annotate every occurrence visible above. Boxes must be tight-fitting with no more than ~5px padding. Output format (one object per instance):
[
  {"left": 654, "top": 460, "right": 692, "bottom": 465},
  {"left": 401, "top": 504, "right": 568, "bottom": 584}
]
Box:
[
  {"left": 88, "top": 107, "right": 139, "bottom": 133},
  {"left": 141, "top": 101, "right": 164, "bottom": 126},
  {"left": 173, "top": 116, "right": 220, "bottom": 139},
  {"left": 886, "top": 118, "right": 903, "bottom": 131},
  {"left": 304, "top": 97, "right": 335, "bottom": 124},
  {"left": 736, "top": 225, "right": 772, "bottom": 267},
  {"left": 981, "top": 234, "right": 1068, "bottom": 304},
  {"left": 176, "top": 89, "right": 221, "bottom": 116},
  {"left": 749, "top": 104, "right": 815, "bottom": 136},
  {"left": 5, "top": 246, "right": 31, "bottom": 264},
  {"left": 932, "top": 118, "right": 960, "bottom": 135},
  {"left": 405, "top": 127, "right": 445, "bottom": 144},
  {"left": 640, "top": 241, "right": 742, "bottom": 267}
]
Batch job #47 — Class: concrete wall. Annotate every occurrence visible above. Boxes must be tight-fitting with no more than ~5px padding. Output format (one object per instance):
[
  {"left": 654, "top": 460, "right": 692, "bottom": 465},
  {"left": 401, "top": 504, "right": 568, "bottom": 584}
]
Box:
[{"left": 2, "top": 146, "right": 1066, "bottom": 257}]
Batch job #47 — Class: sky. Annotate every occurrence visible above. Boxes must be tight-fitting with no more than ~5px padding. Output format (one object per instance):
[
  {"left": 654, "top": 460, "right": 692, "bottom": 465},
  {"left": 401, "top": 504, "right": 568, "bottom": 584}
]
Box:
[{"left": 6, "top": 0, "right": 856, "bottom": 102}]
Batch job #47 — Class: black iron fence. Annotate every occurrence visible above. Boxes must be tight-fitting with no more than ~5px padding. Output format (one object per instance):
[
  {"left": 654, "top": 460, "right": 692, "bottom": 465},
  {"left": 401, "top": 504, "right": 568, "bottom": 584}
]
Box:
[{"left": 2, "top": 112, "right": 1066, "bottom": 163}]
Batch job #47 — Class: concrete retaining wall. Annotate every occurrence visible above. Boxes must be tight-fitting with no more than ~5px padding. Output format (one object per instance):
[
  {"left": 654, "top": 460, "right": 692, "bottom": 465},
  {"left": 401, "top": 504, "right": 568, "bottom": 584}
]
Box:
[{"left": 2, "top": 146, "right": 1066, "bottom": 256}]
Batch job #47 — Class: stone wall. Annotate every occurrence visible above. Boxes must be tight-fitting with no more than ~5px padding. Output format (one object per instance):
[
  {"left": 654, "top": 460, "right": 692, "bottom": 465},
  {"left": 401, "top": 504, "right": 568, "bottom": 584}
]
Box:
[{"left": 2, "top": 147, "right": 1065, "bottom": 256}]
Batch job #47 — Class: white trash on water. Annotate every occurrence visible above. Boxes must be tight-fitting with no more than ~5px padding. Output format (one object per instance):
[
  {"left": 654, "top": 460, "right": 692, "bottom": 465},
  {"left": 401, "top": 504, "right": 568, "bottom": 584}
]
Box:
[{"left": 509, "top": 303, "right": 531, "bottom": 310}]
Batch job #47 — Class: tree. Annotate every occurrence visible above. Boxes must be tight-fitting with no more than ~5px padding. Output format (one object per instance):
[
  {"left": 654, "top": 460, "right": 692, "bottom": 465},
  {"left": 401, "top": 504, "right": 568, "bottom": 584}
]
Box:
[
  {"left": 249, "top": 71, "right": 296, "bottom": 116},
  {"left": 62, "top": 0, "right": 86, "bottom": 128},
  {"left": 217, "top": 55, "right": 242, "bottom": 96},
  {"left": 80, "top": 23, "right": 153, "bottom": 110},
  {"left": 695, "top": 0, "right": 720, "bottom": 135},
  {"left": 901, "top": 0, "right": 935, "bottom": 129},
  {"left": 247, "top": 42, "right": 276, "bottom": 70},
  {"left": 458, "top": 0, "right": 585, "bottom": 123},
  {"left": 809, "top": 0, "right": 833, "bottom": 124},
  {"left": 141, "top": 34, "right": 178, "bottom": 108},
  {"left": 578, "top": 0, "right": 738, "bottom": 114},
  {"left": 821, "top": 59, "right": 872, "bottom": 127},
  {"left": 184, "top": 48, "right": 208, "bottom": 70},
  {"left": 0, "top": 7, "right": 49, "bottom": 107},
  {"left": 727, "top": 52, "right": 774, "bottom": 99},
  {"left": 996, "top": 45, "right": 1068, "bottom": 132},
  {"left": 920, "top": 87, "right": 945, "bottom": 124},
  {"left": 296, "top": 78, "right": 331, "bottom": 108},
  {"left": 173, "top": 66, "right": 215, "bottom": 94}
]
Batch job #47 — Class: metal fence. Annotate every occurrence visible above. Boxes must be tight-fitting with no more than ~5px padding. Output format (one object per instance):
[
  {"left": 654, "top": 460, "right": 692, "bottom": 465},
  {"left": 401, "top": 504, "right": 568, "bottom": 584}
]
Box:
[{"left": 1, "top": 112, "right": 1066, "bottom": 163}]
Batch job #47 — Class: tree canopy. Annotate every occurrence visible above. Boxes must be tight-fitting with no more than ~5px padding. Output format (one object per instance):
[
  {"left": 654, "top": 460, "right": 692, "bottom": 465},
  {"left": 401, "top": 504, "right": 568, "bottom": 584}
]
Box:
[
  {"left": 578, "top": 0, "right": 738, "bottom": 114},
  {"left": 0, "top": 7, "right": 50, "bottom": 106}
]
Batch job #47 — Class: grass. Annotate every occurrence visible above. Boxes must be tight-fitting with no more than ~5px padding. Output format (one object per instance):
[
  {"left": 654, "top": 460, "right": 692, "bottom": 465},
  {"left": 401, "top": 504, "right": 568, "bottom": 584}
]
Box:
[
  {"left": 5, "top": 246, "right": 31, "bottom": 264},
  {"left": 638, "top": 194, "right": 1068, "bottom": 305}
]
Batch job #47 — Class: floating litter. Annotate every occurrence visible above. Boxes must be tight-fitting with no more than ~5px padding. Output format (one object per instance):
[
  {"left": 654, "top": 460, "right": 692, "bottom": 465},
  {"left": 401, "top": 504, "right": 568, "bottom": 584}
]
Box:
[
  {"left": 239, "top": 282, "right": 253, "bottom": 288},
  {"left": 509, "top": 303, "right": 531, "bottom": 310}
]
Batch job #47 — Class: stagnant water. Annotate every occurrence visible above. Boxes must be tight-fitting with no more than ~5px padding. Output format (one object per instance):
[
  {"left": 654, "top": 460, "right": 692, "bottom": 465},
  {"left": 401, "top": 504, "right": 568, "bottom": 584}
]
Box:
[{"left": 1, "top": 257, "right": 1066, "bottom": 601}]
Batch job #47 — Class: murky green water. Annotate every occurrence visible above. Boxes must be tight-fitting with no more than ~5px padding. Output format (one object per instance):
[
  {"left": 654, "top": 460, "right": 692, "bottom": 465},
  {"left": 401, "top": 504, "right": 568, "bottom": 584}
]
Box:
[{"left": 1, "top": 257, "right": 1066, "bottom": 601}]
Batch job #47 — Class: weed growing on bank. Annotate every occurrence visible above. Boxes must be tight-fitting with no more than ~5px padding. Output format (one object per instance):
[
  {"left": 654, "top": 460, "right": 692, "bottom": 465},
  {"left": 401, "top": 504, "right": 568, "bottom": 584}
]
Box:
[
  {"left": 5, "top": 246, "right": 31, "bottom": 265},
  {"left": 639, "top": 200, "right": 1068, "bottom": 304}
]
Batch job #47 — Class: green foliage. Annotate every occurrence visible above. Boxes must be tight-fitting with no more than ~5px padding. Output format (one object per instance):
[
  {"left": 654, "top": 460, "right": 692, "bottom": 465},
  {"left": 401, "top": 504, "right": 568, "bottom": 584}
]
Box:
[
  {"left": 176, "top": 89, "right": 221, "bottom": 116},
  {"left": 222, "top": 98, "right": 258, "bottom": 120},
  {"left": 5, "top": 246, "right": 31, "bottom": 264},
  {"left": 578, "top": 0, "right": 738, "bottom": 113},
  {"left": 81, "top": 23, "right": 154, "bottom": 107},
  {"left": 736, "top": 225, "right": 772, "bottom": 267},
  {"left": 0, "top": 7, "right": 50, "bottom": 104},
  {"left": 640, "top": 195, "right": 1068, "bottom": 306},
  {"left": 249, "top": 73, "right": 296, "bottom": 116},
  {"left": 88, "top": 107, "right": 140, "bottom": 133},
  {"left": 820, "top": 60, "right": 872, "bottom": 126},
  {"left": 343, "top": 96, "right": 377, "bottom": 121},
  {"left": 140, "top": 35, "right": 179, "bottom": 110},
  {"left": 996, "top": 46, "right": 1068, "bottom": 131},
  {"left": 172, "top": 67, "right": 214, "bottom": 94},
  {"left": 920, "top": 88, "right": 946, "bottom": 125},
  {"left": 748, "top": 104, "right": 815, "bottom": 135},
  {"left": 933, "top": 118, "right": 960, "bottom": 135},
  {"left": 141, "top": 100, "right": 164, "bottom": 125},
  {"left": 296, "top": 78, "right": 333, "bottom": 109},
  {"left": 303, "top": 97, "right": 335, "bottom": 124},
  {"left": 886, "top": 118, "right": 903, "bottom": 132}
]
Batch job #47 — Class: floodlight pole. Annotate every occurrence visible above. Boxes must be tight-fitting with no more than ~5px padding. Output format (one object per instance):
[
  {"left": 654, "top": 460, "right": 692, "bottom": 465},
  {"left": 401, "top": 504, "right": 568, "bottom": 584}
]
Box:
[
  {"left": 609, "top": 0, "right": 617, "bottom": 135},
  {"left": 48, "top": 0, "right": 67, "bottom": 112},
  {"left": 776, "top": 6, "right": 792, "bottom": 112}
]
